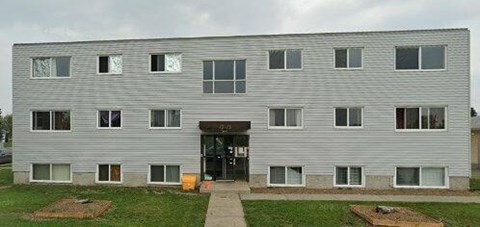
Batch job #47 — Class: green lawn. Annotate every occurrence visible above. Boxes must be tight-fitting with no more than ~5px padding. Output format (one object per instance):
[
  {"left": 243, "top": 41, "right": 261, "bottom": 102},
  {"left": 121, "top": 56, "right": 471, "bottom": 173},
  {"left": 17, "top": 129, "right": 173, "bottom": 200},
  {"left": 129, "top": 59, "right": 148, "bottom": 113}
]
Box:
[
  {"left": 471, "top": 178, "right": 480, "bottom": 191},
  {"left": 243, "top": 200, "right": 480, "bottom": 226},
  {"left": 0, "top": 168, "right": 209, "bottom": 226}
]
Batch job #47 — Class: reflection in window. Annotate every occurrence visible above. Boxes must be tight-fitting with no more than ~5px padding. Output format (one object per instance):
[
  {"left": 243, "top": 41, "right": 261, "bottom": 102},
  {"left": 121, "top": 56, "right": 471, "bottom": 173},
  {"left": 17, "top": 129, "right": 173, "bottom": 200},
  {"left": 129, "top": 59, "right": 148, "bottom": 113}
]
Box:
[
  {"left": 203, "top": 60, "right": 246, "bottom": 94},
  {"left": 396, "top": 46, "right": 445, "bottom": 70},
  {"left": 32, "top": 111, "right": 70, "bottom": 131},
  {"left": 33, "top": 57, "right": 71, "bottom": 78},
  {"left": 98, "top": 110, "right": 122, "bottom": 128},
  {"left": 396, "top": 107, "right": 445, "bottom": 130}
]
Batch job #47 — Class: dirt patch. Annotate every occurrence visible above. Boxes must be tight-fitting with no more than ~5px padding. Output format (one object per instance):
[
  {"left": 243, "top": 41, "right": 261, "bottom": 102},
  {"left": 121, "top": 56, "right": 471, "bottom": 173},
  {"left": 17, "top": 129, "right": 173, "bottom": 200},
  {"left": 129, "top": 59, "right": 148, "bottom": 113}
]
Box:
[
  {"left": 32, "top": 199, "right": 111, "bottom": 219},
  {"left": 251, "top": 187, "right": 480, "bottom": 196},
  {"left": 351, "top": 205, "right": 443, "bottom": 227}
]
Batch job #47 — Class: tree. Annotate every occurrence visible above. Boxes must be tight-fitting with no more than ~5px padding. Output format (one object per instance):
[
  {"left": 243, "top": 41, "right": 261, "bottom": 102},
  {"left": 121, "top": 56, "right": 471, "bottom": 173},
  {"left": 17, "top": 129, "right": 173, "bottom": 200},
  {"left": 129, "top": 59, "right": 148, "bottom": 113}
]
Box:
[
  {"left": 0, "top": 108, "right": 4, "bottom": 141},
  {"left": 4, "top": 114, "right": 12, "bottom": 142},
  {"left": 472, "top": 107, "right": 478, "bottom": 117}
]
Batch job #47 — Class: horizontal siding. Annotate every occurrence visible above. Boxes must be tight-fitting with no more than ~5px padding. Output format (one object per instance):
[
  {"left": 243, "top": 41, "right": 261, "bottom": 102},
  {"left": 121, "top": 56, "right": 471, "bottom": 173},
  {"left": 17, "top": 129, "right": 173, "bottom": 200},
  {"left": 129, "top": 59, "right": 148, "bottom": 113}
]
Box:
[{"left": 12, "top": 29, "right": 470, "bottom": 177}]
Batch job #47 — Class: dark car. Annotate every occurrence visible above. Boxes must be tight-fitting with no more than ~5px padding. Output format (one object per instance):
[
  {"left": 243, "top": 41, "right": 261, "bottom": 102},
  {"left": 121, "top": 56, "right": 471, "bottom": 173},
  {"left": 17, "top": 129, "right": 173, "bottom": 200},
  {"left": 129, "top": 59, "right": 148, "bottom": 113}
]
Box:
[{"left": 0, "top": 150, "right": 12, "bottom": 164}]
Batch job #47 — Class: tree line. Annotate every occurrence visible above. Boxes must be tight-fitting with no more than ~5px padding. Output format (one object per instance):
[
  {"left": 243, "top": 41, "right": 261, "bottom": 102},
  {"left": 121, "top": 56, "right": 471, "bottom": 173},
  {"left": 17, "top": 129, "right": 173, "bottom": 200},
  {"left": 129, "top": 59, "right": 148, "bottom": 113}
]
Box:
[{"left": 0, "top": 109, "right": 12, "bottom": 143}]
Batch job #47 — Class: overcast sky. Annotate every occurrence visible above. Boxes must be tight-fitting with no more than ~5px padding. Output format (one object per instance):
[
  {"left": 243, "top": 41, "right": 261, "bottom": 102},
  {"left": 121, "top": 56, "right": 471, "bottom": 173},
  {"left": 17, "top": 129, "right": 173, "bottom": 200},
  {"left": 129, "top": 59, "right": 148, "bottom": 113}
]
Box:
[{"left": 0, "top": 0, "right": 479, "bottom": 115}]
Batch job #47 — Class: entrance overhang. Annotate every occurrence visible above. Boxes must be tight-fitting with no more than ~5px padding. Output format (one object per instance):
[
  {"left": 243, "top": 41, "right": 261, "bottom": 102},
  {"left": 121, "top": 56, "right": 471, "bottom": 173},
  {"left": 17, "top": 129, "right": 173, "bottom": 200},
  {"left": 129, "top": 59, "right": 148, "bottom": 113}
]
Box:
[{"left": 199, "top": 121, "right": 250, "bottom": 133}]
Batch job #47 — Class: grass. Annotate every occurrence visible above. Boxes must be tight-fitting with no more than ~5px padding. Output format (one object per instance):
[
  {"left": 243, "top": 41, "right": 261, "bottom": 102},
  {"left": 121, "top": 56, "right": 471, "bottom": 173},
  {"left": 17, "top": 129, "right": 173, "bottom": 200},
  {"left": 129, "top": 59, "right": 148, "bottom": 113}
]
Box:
[
  {"left": 3, "top": 140, "right": 12, "bottom": 148},
  {"left": 243, "top": 200, "right": 480, "bottom": 226},
  {"left": 0, "top": 168, "right": 209, "bottom": 226},
  {"left": 471, "top": 178, "right": 480, "bottom": 191}
]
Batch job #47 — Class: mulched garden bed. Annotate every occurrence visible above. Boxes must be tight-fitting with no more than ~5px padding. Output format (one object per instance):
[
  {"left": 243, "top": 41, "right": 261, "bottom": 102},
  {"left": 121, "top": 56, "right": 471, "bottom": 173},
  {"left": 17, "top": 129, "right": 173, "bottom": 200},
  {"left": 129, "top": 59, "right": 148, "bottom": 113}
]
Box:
[
  {"left": 32, "top": 199, "right": 111, "bottom": 219},
  {"left": 251, "top": 187, "right": 480, "bottom": 196},
  {"left": 351, "top": 205, "right": 443, "bottom": 227}
]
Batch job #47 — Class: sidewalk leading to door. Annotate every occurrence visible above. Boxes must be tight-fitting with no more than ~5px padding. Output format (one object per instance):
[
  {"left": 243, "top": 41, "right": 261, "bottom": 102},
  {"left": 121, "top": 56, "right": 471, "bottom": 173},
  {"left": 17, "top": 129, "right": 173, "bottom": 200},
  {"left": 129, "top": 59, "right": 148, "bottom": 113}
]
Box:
[
  {"left": 204, "top": 193, "right": 247, "bottom": 227},
  {"left": 241, "top": 193, "right": 480, "bottom": 203}
]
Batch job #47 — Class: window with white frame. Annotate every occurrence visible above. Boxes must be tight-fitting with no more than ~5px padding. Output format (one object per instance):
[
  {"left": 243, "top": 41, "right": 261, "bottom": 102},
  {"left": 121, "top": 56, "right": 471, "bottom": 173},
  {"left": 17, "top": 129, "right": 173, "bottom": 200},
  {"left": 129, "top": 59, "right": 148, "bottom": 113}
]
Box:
[
  {"left": 149, "top": 165, "right": 181, "bottom": 184},
  {"left": 32, "top": 57, "right": 71, "bottom": 78},
  {"left": 335, "top": 108, "right": 362, "bottom": 128},
  {"left": 150, "top": 53, "right": 182, "bottom": 73},
  {"left": 395, "top": 46, "right": 445, "bottom": 70},
  {"left": 98, "top": 110, "right": 122, "bottom": 128},
  {"left": 334, "top": 48, "right": 362, "bottom": 69},
  {"left": 32, "top": 111, "right": 71, "bottom": 131},
  {"left": 269, "top": 166, "right": 304, "bottom": 186},
  {"left": 150, "top": 109, "right": 181, "bottom": 128},
  {"left": 98, "top": 55, "right": 122, "bottom": 74},
  {"left": 395, "top": 107, "right": 446, "bottom": 130},
  {"left": 203, "top": 60, "right": 246, "bottom": 94},
  {"left": 269, "top": 50, "right": 302, "bottom": 70},
  {"left": 32, "top": 163, "right": 71, "bottom": 182},
  {"left": 396, "top": 167, "right": 446, "bottom": 187},
  {"left": 335, "top": 166, "right": 363, "bottom": 186},
  {"left": 97, "top": 164, "right": 122, "bottom": 183},
  {"left": 269, "top": 108, "right": 303, "bottom": 128}
]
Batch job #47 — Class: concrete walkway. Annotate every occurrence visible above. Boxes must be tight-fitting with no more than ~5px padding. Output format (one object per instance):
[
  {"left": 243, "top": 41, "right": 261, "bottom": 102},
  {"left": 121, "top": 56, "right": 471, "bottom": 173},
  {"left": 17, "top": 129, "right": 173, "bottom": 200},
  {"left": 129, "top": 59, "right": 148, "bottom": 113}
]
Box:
[
  {"left": 204, "top": 193, "right": 246, "bottom": 227},
  {"left": 241, "top": 193, "right": 480, "bottom": 203}
]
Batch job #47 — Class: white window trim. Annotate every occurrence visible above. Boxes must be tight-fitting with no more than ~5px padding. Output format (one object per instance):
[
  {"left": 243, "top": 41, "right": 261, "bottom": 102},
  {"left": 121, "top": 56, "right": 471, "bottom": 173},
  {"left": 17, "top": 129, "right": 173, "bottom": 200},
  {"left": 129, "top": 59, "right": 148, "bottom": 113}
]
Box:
[
  {"left": 267, "top": 165, "right": 306, "bottom": 187},
  {"left": 333, "top": 107, "right": 364, "bottom": 129},
  {"left": 147, "top": 164, "right": 182, "bottom": 185},
  {"left": 97, "top": 55, "right": 123, "bottom": 75},
  {"left": 333, "top": 48, "right": 363, "bottom": 70},
  {"left": 30, "top": 110, "right": 72, "bottom": 132},
  {"left": 267, "top": 107, "right": 304, "bottom": 130},
  {"left": 148, "top": 109, "right": 182, "bottom": 129},
  {"left": 267, "top": 49, "right": 303, "bottom": 71},
  {"left": 30, "top": 163, "right": 72, "bottom": 183},
  {"left": 95, "top": 163, "right": 123, "bottom": 184},
  {"left": 394, "top": 106, "right": 447, "bottom": 132},
  {"left": 393, "top": 166, "right": 449, "bottom": 189},
  {"left": 394, "top": 46, "right": 447, "bottom": 72},
  {"left": 333, "top": 166, "right": 365, "bottom": 188},
  {"left": 202, "top": 59, "right": 247, "bottom": 94},
  {"left": 148, "top": 53, "right": 183, "bottom": 74},
  {"left": 30, "top": 56, "right": 72, "bottom": 79},
  {"left": 97, "top": 110, "right": 123, "bottom": 129}
]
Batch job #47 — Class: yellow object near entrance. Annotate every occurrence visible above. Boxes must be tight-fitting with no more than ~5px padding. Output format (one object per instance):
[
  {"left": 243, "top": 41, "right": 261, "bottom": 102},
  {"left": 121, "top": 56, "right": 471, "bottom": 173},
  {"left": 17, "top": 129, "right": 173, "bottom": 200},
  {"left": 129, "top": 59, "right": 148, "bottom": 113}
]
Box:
[{"left": 182, "top": 175, "right": 197, "bottom": 191}]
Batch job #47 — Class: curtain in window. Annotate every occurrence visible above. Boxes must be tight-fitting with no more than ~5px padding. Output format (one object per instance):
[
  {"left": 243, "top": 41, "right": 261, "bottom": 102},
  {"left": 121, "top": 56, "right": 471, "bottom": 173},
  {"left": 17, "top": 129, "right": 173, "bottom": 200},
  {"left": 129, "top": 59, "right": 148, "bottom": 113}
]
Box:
[
  {"left": 348, "top": 48, "right": 362, "bottom": 68},
  {"left": 396, "top": 168, "right": 419, "bottom": 186},
  {"left": 349, "top": 167, "right": 362, "bottom": 185},
  {"left": 52, "top": 164, "right": 70, "bottom": 181},
  {"left": 405, "top": 108, "right": 419, "bottom": 129},
  {"left": 110, "top": 111, "right": 121, "bottom": 127},
  {"left": 269, "top": 167, "right": 285, "bottom": 184},
  {"left": 165, "top": 53, "right": 182, "bottom": 72},
  {"left": 286, "top": 50, "right": 302, "bottom": 69},
  {"left": 349, "top": 108, "right": 362, "bottom": 126},
  {"left": 429, "top": 108, "right": 445, "bottom": 129},
  {"left": 54, "top": 111, "right": 70, "bottom": 130},
  {"left": 110, "top": 55, "right": 122, "bottom": 74},
  {"left": 166, "top": 166, "right": 180, "bottom": 182},
  {"left": 422, "top": 168, "right": 445, "bottom": 187},
  {"left": 33, "top": 164, "right": 50, "bottom": 180},
  {"left": 110, "top": 165, "right": 121, "bottom": 182},
  {"left": 151, "top": 110, "right": 165, "bottom": 127},
  {"left": 167, "top": 110, "right": 181, "bottom": 127},
  {"left": 55, "top": 57, "right": 71, "bottom": 77},
  {"left": 421, "top": 46, "right": 445, "bottom": 69},
  {"left": 33, "top": 58, "right": 51, "bottom": 77},
  {"left": 287, "top": 109, "right": 301, "bottom": 127},
  {"left": 287, "top": 167, "right": 302, "bottom": 185},
  {"left": 336, "top": 167, "right": 348, "bottom": 185}
]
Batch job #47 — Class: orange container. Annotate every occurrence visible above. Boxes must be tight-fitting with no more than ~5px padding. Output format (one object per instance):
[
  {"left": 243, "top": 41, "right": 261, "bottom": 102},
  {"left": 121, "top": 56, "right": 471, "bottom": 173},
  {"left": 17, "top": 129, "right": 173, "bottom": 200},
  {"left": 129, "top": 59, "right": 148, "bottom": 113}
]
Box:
[{"left": 182, "top": 175, "right": 197, "bottom": 191}]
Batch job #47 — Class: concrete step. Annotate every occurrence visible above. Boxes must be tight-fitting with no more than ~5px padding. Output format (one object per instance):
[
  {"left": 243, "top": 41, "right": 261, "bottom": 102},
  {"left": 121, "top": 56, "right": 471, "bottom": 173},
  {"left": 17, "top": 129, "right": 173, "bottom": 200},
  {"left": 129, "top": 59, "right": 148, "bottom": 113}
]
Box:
[{"left": 200, "top": 181, "right": 250, "bottom": 194}]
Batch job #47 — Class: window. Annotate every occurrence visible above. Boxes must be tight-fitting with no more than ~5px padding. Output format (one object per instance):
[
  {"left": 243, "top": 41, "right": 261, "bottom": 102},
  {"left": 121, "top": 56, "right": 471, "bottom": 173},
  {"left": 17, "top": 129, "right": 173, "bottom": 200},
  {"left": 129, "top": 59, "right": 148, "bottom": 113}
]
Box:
[
  {"left": 32, "top": 111, "right": 71, "bottom": 131},
  {"left": 334, "top": 48, "right": 362, "bottom": 69},
  {"left": 98, "top": 55, "right": 122, "bottom": 74},
  {"left": 395, "top": 107, "right": 446, "bottom": 130},
  {"left": 150, "top": 109, "right": 181, "bottom": 128},
  {"left": 268, "top": 108, "right": 303, "bottom": 128},
  {"left": 335, "top": 166, "right": 363, "bottom": 187},
  {"left": 334, "top": 108, "right": 362, "bottom": 128},
  {"left": 396, "top": 167, "right": 446, "bottom": 188},
  {"left": 98, "top": 110, "right": 121, "bottom": 129},
  {"left": 203, "top": 60, "right": 246, "bottom": 94},
  {"left": 269, "top": 50, "right": 302, "bottom": 70},
  {"left": 97, "top": 164, "right": 122, "bottom": 183},
  {"left": 149, "top": 165, "right": 181, "bottom": 184},
  {"left": 395, "top": 46, "right": 445, "bottom": 70},
  {"left": 32, "top": 57, "right": 71, "bottom": 78},
  {"left": 269, "top": 166, "right": 304, "bottom": 186},
  {"left": 150, "top": 53, "right": 182, "bottom": 73},
  {"left": 31, "top": 164, "right": 71, "bottom": 182}
]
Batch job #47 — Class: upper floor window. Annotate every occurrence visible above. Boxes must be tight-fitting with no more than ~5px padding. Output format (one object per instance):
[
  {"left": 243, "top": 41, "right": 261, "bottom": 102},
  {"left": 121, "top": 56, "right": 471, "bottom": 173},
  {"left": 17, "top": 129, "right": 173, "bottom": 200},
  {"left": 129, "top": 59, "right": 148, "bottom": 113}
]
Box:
[
  {"left": 268, "top": 108, "right": 303, "bottom": 129},
  {"left": 150, "top": 109, "right": 181, "bottom": 128},
  {"left": 395, "top": 46, "right": 445, "bottom": 70},
  {"left": 269, "top": 50, "right": 302, "bottom": 70},
  {"left": 32, "top": 111, "right": 71, "bottom": 131},
  {"left": 395, "top": 107, "right": 446, "bottom": 131},
  {"left": 32, "top": 57, "right": 71, "bottom": 78},
  {"left": 98, "top": 55, "right": 122, "bottom": 74},
  {"left": 150, "top": 53, "right": 182, "bottom": 73},
  {"left": 98, "top": 110, "right": 122, "bottom": 129},
  {"left": 335, "top": 107, "right": 363, "bottom": 128},
  {"left": 203, "top": 60, "right": 246, "bottom": 94},
  {"left": 335, "top": 48, "right": 362, "bottom": 69}
]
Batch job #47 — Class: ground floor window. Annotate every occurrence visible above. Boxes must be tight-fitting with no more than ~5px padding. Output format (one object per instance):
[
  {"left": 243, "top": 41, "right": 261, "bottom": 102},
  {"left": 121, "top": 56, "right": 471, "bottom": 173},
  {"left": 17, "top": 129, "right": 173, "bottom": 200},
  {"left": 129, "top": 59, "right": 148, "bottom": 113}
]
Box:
[
  {"left": 396, "top": 167, "right": 446, "bottom": 188},
  {"left": 97, "top": 164, "right": 122, "bottom": 183},
  {"left": 31, "top": 163, "right": 71, "bottom": 182},
  {"left": 149, "top": 165, "right": 181, "bottom": 184},
  {"left": 269, "top": 166, "right": 304, "bottom": 186},
  {"left": 335, "top": 166, "right": 363, "bottom": 187}
]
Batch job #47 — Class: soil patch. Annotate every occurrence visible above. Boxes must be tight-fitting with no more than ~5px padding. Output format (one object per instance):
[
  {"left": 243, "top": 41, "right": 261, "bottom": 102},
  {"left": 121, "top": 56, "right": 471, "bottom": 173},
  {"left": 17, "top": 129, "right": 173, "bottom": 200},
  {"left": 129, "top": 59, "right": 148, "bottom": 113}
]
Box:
[
  {"left": 251, "top": 188, "right": 480, "bottom": 196},
  {"left": 32, "top": 199, "right": 111, "bottom": 219},
  {"left": 351, "top": 205, "right": 443, "bottom": 227}
]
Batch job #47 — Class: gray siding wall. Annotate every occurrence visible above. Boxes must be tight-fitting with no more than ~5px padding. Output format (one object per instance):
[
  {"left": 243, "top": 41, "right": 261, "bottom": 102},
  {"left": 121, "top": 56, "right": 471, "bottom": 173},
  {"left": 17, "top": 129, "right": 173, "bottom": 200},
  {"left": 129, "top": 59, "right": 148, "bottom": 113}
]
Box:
[{"left": 12, "top": 29, "right": 470, "bottom": 180}]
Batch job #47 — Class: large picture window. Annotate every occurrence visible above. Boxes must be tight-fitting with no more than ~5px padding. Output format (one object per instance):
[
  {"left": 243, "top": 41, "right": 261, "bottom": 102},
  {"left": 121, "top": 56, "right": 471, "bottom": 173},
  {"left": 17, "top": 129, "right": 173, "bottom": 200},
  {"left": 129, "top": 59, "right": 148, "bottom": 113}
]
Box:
[
  {"left": 335, "top": 166, "right": 363, "bottom": 187},
  {"left": 150, "top": 53, "right": 182, "bottom": 73},
  {"left": 98, "top": 55, "right": 122, "bottom": 74},
  {"left": 150, "top": 109, "right": 181, "bottom": 128},
  {"left": 97, "top": 164, "right": 122, "bottom": 183},
  {"left": 334, "top": 48, "right": 362, "bottom": 69},
  {"left": 395, "top": 46, "right": 445, "bottom": 70},
  {"left": 269, "top": 50, "right": 302, "bottom": 70},
  {"left": 149, "top": 165, "right": 181, "bottom": 184},
  {"left": 334, "top": 107, "right": 363, "bottom": 128},
  {"left": 396, "top": 107, "right": 446, "bottom": 130},
  {"left": 98, "top": 110, "right": 122, "bottom": 129},
  {"left": 269, "top": 166, "right": 304, "bottom": 186},
  {"left": 269, "top": 108, "right": 303, "bottom": 128},
  {"left": 32, "top": 57, "right": 71, "bottom": 78},
  {"left": 203, "top": 60, "right": 246, "bottom": 94},
  {"left": 32, "top": 111, "right": 71, "bottom": 131},
  {"left": 32, "top": 163, "right": 71, "bottom": 183},
  {"left": 396, "top": 167, "right": 446, "bottom": 188}
]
